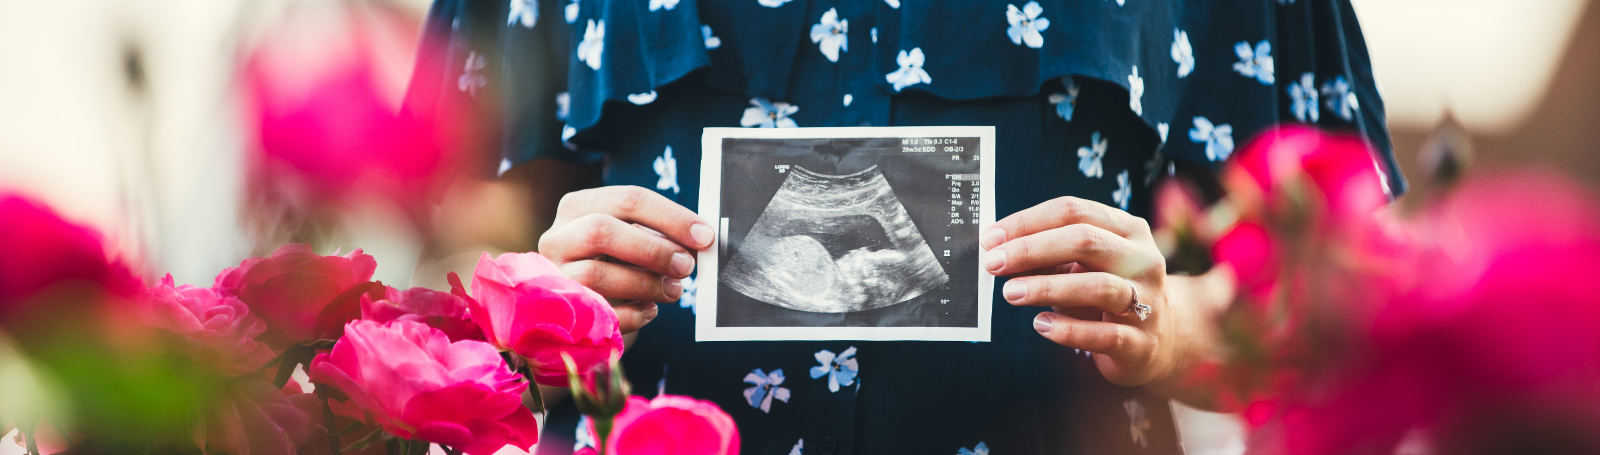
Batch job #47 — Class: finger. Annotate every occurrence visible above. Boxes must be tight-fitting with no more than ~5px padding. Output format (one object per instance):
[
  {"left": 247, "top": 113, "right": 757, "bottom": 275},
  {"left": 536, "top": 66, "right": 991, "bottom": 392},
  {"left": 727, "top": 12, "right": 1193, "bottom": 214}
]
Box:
[
  {"left": 542, "top": 213, "right": 698, "bottom": 278},
  {"left": 612, "top": 300, "right": 659, "bottom": 335},
  {"left": 985, "top": 224, "right": 1158, "bottom": 277},
  {"left": 1002, "top": 272, "right": 1134, "bottom": 314},
  {"left": 1008, "top": 262, "right": 1086, "bottom": 278},
  {"left": 555, "top": 186, "right": 716, "bottom": 250},
  {"left": 1032, "top": 311, "right": 1148, "bottom": 358},
  {"left": 983, "top": 196, "right": 1150, "bottom": 250},
  {"left": 560, "top": 260, "right": 685, "bottom": 303}
]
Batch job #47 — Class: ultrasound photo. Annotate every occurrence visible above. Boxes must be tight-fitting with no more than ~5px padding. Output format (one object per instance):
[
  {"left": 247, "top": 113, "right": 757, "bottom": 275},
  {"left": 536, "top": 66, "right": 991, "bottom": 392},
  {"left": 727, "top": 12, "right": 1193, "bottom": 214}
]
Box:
[{"left": 696, "top": 127, "right": 995, "bottom": 342}]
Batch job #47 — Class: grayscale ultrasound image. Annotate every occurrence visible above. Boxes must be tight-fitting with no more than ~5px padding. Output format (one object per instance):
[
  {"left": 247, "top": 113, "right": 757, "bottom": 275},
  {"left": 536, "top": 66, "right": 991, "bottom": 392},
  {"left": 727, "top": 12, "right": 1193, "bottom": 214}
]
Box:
[{"left": 715, "top": 136, "right": 983, "bottom": 328}]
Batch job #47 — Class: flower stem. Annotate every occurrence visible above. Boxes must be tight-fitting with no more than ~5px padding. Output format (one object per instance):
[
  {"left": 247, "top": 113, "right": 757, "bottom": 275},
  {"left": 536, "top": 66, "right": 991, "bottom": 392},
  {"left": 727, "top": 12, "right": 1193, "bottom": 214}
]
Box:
[
  {"left": 20, "top": 426, "right": 38, "bottom": 455},
  {"left": 594, "top": 415, "right": 614, "bottom": 455},
  {"left": 322, "top": 395, "right": 343, "bottom": 455}
]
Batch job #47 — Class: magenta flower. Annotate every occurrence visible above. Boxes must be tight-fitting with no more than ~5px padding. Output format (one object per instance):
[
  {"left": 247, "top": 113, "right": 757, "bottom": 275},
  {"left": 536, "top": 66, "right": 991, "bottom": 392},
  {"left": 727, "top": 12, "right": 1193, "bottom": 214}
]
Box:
[
  {"left": 361, "top": 286, "right": 483, "bottom": 342},
  {"left": 215, "top": 243, "right": 380, "bottom": 345},
  {"left": 309, "top": 319, "right": 539, "bottom": 454},
  {"left": 142, "top": 274, "right": 276, "bottom": 377},
  {"left": 0, "top": 193, "right": 142, "bottom": 331},
  {"left": 601, "top": 395, "right": 740, "bottom": 455},
  {"left": 460, "top": 252, "right": 624, "bottom": 386}
]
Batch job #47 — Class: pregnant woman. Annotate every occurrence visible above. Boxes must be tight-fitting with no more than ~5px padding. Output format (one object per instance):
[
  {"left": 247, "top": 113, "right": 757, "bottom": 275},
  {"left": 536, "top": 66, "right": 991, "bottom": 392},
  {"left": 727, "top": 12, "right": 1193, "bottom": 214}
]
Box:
[{"left": 406, "top": 0, "right": 1401, "bottom": 453}]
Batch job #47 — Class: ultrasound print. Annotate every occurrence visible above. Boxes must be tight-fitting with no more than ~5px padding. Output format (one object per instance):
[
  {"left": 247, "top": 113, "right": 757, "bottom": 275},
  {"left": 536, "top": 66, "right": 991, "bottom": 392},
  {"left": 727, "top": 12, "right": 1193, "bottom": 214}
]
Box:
[
  {"left": 724, "top": 166, "right": 949, "bottom": 313},
  {"left": 713, "top": 136, "right": 983, "bottom": 330}
]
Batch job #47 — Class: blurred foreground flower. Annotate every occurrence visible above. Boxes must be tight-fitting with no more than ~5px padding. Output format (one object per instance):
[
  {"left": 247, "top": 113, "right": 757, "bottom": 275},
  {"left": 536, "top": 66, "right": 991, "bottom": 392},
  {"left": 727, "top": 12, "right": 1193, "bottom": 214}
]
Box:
[
  {"left": 0, "top": 194, "right": 141, "bottom": 337},
  {"left": 586, "top": 395, "right": 740, "bottom": 455},
  {"left": 1161, "top": 125, "right": 1600, "bottom": 454},
  {"left": 457, "top": 252, "right": 624, "bottom": 386},
  {"left": 360, "top": 286, "right": 482, "bottom": 342},
  {"left": 309, "top": 319, "right": 539, "bottom": 455}
]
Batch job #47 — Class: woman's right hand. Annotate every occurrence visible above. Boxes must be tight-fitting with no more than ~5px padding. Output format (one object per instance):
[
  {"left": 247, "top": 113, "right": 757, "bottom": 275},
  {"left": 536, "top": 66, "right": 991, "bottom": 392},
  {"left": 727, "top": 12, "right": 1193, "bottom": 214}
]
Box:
[{"left": 538, "top": 186, "right": 715, "bottom": 335}]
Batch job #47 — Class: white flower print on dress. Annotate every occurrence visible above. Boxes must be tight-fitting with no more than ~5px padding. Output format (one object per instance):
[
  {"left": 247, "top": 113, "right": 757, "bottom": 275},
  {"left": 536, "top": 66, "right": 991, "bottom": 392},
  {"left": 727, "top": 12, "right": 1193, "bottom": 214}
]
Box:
[
  {"left": 1077, "top": 131, "right": 1108, "bottom": 178},
  {"left": 1189, "top": 116, "right": 1235, "bottom": 162},
  {"left": 887, "top": 48, "right": 932, "bottom": 91},
  {"left": 1172, "top": 29, "right": 1195, "bottom": 77},
  {"left": 1157, "top": 122, "right": 1170, "bottom": 144},
  {"left": 1125, "top": 399, "right": 1152, "bottom": 449},
  {"left": 555, "top": 92, "right": 571, "bottom": 121},
  {"left": 649, "top": 0, "right": 678, "bottom": 11},
  {"left": 1005, "top": 1, "right": 1051, "bottom": 49},
  {"left": 627, "top": 91, "right": 658, "bottom": 105},
  {"left": 577, "top": 20, "right": 605, "bottom": 70},
  {"left": 1232, "top": 40, "right": 1275, "bottom": 85},
  {"left": 884, "top": 0, "right": 900, "bottom": 9},
  {"left": 1048, "top": 76, "right": 1079, "bottom": 121},
  {"left": 741, "top": 98, "right": 799, "bottom": 128},
  {"left": 758, "top": 0, "right": 792, "bottom": 8},
  {"left": 958, "top": 442, "right": 990, "bottom": 455},
  {"left": 509, "top": 0, "right": 537, "bottom": 28},
  {"left": 1321, "top": 75, "right": 1359, "bottom": 121},
  {"left": 678, "top": 275, "right": 697, "bottom": 312},
  {"left": 702, "top": 25, "right": 722, "bottom": 49},
  {"left": 1113, "top": 170, "right": 1132, "bottom": 210},
  {"left": 743, "top": 368, "right": 791, "bottom": 413},
  {"left": 810, "top": 8, "right": 849, "bottom": 62},
  {"left": 1106, "top": 0, "right": 1126, "bottom": 6},
  {"left": 809, "top": 347, "right": 859, "bottom": 393},
  {"left": 565, "top": 0, "right": 579, "bottom": 23},
  {"left": 654, "top": 146, "right": 679, "bottom": 194},
  {"left": 1128, "top": 65, "right": 1145, "bottom": 116},
  {"left": 1290, "top": 72, "right": 1320, "bottom": 123},
  {"left": 871, "top": 27, "right": 878, "bottom": 43},
  {"left": 843, "top": 94, "right": 853, "bottom": 107},
  {"left": 458, "top": 52, "right": 487, "bottom": 96},
  {"left": 790, "top": 439, "right": 804, "bottom": 455}
]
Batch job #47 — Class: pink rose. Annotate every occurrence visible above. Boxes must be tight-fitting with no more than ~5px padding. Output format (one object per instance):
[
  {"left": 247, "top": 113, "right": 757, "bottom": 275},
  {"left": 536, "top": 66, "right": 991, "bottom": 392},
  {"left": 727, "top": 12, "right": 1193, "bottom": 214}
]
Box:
[
  {"left": 142, "top": 274, "right": 277, "bottom": 377},
  {"left": 597, "top": 395, "right": 740, "bottom": 455},
  {"left": 0, "top": 193, "right": 142, "bottom": 332},
  {"left": 216, "top": 244, "right": 381, "bottom": 345},
  {"left": 460, "top": 252, "right": 624, "bottom": 386},
  {"left": 308, "top": 319, "right": 539, "bottom": 455},
  {"left": 360, "top": 286, "right": 483, "bottom": 342}
]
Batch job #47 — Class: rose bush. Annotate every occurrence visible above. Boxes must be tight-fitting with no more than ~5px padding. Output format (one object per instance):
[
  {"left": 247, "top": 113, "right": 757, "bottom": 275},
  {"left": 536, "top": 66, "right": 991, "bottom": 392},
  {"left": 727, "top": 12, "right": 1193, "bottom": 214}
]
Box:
[
  {"left": 457, "top": 252, "right": 624, "bottom": 386},
  {"left": 309, "top": 319, "right": 539, "bottom": 455}
]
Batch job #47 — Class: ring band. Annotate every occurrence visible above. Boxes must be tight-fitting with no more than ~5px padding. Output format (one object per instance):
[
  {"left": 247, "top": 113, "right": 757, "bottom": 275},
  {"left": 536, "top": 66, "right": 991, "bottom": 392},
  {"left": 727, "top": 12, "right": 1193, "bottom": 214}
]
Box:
[{"left": 1112, "top": 280, "right": 1151, "bottom": 321}]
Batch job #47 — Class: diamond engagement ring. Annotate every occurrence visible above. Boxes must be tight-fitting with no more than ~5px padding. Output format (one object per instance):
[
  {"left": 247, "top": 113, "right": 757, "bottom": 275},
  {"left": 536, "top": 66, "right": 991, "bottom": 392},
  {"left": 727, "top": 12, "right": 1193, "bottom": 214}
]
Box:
[{"left": 1113, "top": 280, "right": 1151, "bottom": 321}]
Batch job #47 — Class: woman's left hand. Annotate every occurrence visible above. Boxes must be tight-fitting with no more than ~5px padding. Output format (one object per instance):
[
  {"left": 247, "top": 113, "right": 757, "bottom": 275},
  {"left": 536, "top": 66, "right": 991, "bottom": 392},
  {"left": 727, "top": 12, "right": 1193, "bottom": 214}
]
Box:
[{"left": 982, "top": 196, "right": 1193, "bottom": 387}]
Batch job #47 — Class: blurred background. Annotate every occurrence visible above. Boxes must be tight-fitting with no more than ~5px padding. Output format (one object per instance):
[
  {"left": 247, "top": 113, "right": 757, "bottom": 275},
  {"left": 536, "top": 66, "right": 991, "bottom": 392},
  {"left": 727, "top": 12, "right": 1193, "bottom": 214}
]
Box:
[{"left": 0, "top": 0, "right": 1594, "bottom": 453}]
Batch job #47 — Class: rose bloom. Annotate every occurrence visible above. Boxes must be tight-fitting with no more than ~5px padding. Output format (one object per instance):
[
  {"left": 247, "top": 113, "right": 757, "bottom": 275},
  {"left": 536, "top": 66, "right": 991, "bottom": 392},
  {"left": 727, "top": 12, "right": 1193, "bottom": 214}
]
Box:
[
  {"left": 593, "top": 395, "right": 740, "bottom": 455},
  {"left": 142, "top": 274, "right": 276, "bottom": 377},
  {"left": 1224, "top": 125, "right": 1393, "bottom": 232},
  {"left": 0, "top": 193, "right": 142, "bottom": 331},
  {"left": 199, "top": 379, "right": 316, "bottom": 455},
  {"left": 461, "top": 252, "right": 623, "bottom": 386},
  {"left": 361, "top": 286, "right": 483, "bottom": 342},
  {"left": 309, "top": 319, "right": 538, "bottom": 454},
  {"left": 216, "top": 244, "right": 381, "bottom": 345}
]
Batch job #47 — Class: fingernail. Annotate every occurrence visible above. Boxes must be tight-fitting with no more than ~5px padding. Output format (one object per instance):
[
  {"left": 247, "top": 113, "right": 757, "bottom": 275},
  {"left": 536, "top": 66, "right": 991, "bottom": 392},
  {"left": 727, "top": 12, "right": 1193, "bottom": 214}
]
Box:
[
  {"left": 664, "top": 277, "right": 684, "bottom": 300},
  {"left": 1003, "top": 279, "right": 1027, "bottom": 302},
  {"left": 642, "top": 302, "right": 659, "bottom": 321},
  {"left": 690, "top": 223, "right": 715, "bottom": 249},
  {"left": 985, "top": 249, "right": 1007, "bottom": 273},
  {"left": 671, "top": 252, "right": 695, "bottom": 276},
  {"left": 1033, "top": 313, "right": 1053, "bottom": 333},
  {"left": 981, "top": 228, "right": 1006, "bottom": 250}
]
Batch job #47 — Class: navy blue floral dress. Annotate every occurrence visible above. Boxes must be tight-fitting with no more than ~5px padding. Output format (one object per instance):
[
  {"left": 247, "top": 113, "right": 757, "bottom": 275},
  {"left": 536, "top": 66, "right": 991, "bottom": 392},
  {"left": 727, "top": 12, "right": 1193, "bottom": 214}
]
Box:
[{"left": 408, "top": 0, "right": 1402, "bottom": 453}]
